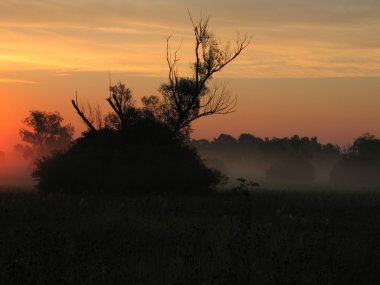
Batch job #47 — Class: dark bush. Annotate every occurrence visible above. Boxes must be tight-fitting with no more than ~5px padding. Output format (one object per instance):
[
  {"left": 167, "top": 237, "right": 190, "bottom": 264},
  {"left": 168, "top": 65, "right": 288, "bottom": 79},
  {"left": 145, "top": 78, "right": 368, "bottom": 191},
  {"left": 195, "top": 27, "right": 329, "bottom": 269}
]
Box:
[{"left": 34, "top": 125, "right": 224, "bottom": 195}]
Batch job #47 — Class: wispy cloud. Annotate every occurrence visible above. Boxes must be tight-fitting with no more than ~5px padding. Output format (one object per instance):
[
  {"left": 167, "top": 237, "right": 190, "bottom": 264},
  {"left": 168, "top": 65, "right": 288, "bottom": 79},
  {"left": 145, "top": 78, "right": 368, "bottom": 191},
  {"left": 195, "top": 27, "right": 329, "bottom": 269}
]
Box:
[
  {"left": 0, "top": 78, "right": 37, "bottom": 84},
  {"left": 0, "top": 0, "right": 379, "bottom": 78}
]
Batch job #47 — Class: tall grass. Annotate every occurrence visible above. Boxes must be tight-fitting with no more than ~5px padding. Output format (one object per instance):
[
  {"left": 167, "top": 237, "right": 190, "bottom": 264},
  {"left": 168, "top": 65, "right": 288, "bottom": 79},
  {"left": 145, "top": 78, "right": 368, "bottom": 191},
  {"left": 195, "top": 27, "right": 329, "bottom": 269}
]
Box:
[{"left": 0, "top": 189, "right": 380, "bottom": 284}]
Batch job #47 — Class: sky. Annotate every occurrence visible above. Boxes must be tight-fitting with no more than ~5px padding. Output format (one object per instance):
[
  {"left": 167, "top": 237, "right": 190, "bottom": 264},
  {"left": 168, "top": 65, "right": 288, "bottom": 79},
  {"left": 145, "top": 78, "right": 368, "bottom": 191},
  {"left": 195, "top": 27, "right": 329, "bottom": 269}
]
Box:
[{"left": 1, "top": 0, "right": 380, "bottom": 152}]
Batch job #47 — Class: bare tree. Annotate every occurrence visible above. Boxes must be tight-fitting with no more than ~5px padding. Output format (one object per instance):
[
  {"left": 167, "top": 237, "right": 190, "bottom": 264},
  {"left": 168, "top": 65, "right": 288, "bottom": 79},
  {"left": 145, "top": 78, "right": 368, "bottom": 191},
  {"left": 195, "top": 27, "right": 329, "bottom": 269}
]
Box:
[
  {"left": 72, "top": 14, "right": 250, "bottom": 138},
  {"left": 161, "top": 13, "right": 251, "bottom": 135}
]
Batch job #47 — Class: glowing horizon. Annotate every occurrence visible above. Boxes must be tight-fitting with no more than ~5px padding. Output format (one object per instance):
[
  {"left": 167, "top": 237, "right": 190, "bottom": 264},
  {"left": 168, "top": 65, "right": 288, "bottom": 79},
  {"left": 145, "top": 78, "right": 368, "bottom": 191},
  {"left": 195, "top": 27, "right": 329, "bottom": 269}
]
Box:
[{"left": 1, "top": 0, "right": 380, "bottom": 153}]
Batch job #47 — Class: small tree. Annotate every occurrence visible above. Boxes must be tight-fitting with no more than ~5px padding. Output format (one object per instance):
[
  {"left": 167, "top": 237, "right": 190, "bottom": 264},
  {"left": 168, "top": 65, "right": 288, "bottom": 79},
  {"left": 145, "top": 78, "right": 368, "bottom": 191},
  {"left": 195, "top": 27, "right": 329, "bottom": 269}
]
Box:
[
  {"left": 19, "top": 111, "right": 74, "bottom": 159},
  {"left": 72, "top": 14, "right": 250, "bottom": 139},
  {"left": 34, "top": 14, "right": 248, "bottom": 194},
  {"left": 160, "top": 14, "right": 250, "bottom": 137}
]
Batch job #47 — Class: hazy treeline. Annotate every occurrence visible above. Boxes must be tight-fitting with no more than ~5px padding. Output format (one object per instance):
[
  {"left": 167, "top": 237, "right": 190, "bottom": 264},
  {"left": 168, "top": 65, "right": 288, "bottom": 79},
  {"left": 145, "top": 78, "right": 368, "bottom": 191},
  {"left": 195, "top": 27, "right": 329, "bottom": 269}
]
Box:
[
  {"left": 192, "top": 133, "right": 380, "bottom": 188},
  {"left": 2, "top": 132, "right": 380, "bottom": 189}
]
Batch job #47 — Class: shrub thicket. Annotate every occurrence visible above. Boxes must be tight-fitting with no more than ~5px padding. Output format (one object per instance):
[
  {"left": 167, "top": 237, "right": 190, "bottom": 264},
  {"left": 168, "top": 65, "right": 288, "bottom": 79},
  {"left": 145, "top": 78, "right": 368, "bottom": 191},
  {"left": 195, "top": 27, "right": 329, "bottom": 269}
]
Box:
[
  {"left": 34, "top": 122, "right": 224, "bottom": 195},
  {"left": 33, "top": 15, "right": 249, "bottom": 194}
]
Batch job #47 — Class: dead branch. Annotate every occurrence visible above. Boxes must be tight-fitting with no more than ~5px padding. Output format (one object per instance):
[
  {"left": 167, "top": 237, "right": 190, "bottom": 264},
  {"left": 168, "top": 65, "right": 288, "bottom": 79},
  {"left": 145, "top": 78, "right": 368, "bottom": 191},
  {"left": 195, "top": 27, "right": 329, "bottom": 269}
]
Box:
[{"left": 71, "top": 93, "right": 96, "bottom": 132}]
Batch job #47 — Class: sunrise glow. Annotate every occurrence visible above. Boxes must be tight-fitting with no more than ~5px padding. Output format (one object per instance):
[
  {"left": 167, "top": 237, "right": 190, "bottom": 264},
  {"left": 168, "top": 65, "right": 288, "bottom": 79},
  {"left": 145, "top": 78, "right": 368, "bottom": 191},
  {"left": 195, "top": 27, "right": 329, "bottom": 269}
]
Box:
[{"left": 1, "top": 0, "right": 380, "bottom": 153}]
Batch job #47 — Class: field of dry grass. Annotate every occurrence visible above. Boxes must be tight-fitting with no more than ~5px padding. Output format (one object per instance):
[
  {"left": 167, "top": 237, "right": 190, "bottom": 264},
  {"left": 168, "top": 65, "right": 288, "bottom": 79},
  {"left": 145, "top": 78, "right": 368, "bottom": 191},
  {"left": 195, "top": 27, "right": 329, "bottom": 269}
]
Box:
[{"left": 1, "top": 189, "right": 380, "bottom": 284}]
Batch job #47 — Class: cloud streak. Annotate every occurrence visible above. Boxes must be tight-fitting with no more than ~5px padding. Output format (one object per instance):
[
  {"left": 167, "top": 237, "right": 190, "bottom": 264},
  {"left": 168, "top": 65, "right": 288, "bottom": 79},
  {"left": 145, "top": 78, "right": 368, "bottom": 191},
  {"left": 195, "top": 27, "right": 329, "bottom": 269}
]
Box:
[
  {"left": 0, "top": 78, "right": 37, "bottom": 84},
  {"left": 0, "top": 0, "right": 379, "bottom": 78}
]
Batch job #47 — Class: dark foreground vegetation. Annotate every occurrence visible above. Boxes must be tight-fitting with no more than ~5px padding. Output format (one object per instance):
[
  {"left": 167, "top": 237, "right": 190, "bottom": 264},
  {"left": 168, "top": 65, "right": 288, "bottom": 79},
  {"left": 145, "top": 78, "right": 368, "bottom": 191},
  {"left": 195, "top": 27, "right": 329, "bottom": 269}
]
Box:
[
  {"left": 1, "top": 189, "right": 380, "bottom": 284},
  {"left": 4, "top": 14, "right": 380, "bottom": 284},
  {"left": 14, "top": 15, "right": 249, "bottom": 195}
]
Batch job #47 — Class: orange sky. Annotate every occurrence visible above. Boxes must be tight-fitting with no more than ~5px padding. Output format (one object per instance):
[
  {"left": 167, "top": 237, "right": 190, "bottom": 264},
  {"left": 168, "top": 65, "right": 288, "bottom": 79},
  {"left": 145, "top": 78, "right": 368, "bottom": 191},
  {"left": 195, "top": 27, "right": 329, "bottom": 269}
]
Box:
[{"left": 1, "top": 0, "right": 380, "bottom": 152}]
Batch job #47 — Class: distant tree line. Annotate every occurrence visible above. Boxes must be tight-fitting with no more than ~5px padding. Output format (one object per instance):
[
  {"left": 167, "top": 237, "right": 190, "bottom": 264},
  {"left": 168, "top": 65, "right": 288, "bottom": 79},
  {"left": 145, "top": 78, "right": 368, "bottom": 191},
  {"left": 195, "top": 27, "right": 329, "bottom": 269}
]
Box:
[
  {"left": 17, "top": 110, "right": 380, "bottom": 190},
  {"left": 330, "top": 133, "right": 380, "bottom": 187},
  {"left": 193, "top": 133, "right": 380, "bottom": 187}
]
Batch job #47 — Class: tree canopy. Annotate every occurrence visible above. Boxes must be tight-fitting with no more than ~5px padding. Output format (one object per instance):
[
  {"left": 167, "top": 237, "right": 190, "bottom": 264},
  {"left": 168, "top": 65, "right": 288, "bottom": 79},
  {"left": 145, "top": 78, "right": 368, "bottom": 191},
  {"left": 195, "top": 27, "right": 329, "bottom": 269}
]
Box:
[
  {"left": 330, "top": 134, "right": 380, "bottom": 186},
  {"left": 72, "top": 15, "right": 250, "bottom": 140},
  {"left": 33, "top": 15, "right": 248, "bottom": 194},
  {"left": 19, "top": 111, "right": 74, "bottom": 160}
]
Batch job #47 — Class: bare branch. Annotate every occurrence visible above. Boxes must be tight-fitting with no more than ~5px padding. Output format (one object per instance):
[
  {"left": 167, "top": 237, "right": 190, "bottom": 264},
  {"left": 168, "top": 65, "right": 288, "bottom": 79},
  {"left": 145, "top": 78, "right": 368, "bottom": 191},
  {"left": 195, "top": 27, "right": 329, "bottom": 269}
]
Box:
[
  {"left": 162, "top": 13, "right": 249, "bottom": 136},
  {"left": 166, "top": 36, "right": 183, "bottom": 112},
  {"left": 71, "top": 92, "right": 96, "bottom": 132},
  {"left": 87, "top": 103, "right": 104, "bottom": 130},
  {"left": 176, "top": 82, "right": 237, "bottom": 132}
]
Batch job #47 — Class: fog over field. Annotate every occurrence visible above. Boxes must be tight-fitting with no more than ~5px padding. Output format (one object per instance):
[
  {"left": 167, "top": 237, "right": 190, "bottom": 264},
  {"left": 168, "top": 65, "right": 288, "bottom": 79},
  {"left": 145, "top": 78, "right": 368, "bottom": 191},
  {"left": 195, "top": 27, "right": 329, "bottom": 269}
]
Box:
[
  {"left": 195, "top": 142, "right": 337, "bottom": 188},
  {"left": 194, "top": 133, "right": 380, "bottom": 189},
  {"left": 200, "top": 154, "right": 336, "bottom": 188},
  {"left": 3, "top": 132, "right": 380, "bottom": 191},
  {"left": 0, "top": 150, "right": 33, "bottom": 188}
]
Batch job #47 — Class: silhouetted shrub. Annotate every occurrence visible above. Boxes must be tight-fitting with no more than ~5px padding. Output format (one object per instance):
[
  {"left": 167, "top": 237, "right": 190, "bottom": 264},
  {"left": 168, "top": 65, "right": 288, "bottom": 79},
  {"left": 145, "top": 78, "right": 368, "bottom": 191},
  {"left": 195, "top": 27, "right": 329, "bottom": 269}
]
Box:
[{"left": 34, "top": 125, "right": 224, "bottom": 195}]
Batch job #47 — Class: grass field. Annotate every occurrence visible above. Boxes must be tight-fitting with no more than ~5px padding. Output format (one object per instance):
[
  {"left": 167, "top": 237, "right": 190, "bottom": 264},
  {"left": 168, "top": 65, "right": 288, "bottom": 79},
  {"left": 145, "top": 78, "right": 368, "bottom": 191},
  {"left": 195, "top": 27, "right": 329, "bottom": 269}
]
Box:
[{"left": 1, "top": 188, "right": 380, "bottom": 284}]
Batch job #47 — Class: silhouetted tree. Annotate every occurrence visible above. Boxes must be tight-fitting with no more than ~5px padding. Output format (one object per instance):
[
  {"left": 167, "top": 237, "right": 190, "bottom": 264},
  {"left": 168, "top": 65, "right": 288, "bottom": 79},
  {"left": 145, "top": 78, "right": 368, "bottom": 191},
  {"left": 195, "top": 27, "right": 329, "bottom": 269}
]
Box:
[
  {"left": 34, "top": 14, "right": 250, "bottom": 194},
  {"left": 236, "top": 134, "right": 265, "bottom": 160},
  {"left": 349, "top": 133, "right": 380, "bottom": 160},
  {"left": 72, "top": 15, "right": 250, "bottom": 141},
  {"left": 19, "top": 111, "right": 74, "bottom": 160},
  {"left": 38, "top": 82, "right": 227, "bottom": 194},
  {"left": 213, "top": 134, "right": 238, "bottom": 148},
  {"left": 321, "top": 143, "right": 341, "bottom": 157},
  {"left": 330, "top": 133, "right": 380, "bottom": 186},
  {"left": 237, "top": 134, "right": 264, "bottom": 148},
  {"left": 159, "top": 14, "right": 250, "bottom": 138}
]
